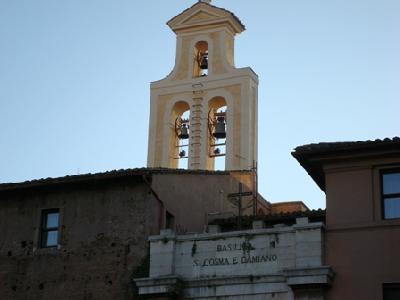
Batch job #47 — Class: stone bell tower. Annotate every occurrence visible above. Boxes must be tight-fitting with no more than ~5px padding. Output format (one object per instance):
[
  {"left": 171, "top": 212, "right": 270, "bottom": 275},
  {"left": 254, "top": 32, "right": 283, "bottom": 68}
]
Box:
[{"left": 147, "top": 0, "right": 258, "bottom": 171}]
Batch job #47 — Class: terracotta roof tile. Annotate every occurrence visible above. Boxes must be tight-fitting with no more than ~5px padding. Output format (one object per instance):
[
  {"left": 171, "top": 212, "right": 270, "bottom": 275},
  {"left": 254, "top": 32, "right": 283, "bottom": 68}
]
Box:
[
  {"left": 293, "top": 137, "right": 400, "bottom": 155},
  {"left": 292, "top": 137, "right": 400, "bottom": 191}
]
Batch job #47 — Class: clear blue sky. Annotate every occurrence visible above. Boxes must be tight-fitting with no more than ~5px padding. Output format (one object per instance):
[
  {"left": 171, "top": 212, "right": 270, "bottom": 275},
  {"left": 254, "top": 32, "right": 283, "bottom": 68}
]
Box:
[{"left": 0, "top": 0, "right": 399, "bottom": 209}]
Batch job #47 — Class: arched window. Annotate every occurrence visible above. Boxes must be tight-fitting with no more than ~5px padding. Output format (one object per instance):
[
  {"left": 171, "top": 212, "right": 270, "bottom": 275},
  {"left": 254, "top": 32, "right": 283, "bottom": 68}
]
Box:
[
  {"left": 193, "top": 41, "right": 208, "bottom": 77},
  {"left": 170, "top": 102, "right": 191, "bottom": 169},
  {"left": 208, "top": 97, "right": 227, "bottom": 170}
]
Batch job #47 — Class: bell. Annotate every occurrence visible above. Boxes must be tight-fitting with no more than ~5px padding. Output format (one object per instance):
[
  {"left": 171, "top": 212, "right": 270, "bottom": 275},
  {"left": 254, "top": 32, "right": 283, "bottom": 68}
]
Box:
[
  {"left": 179, "top": 150, "right": 186, "bottom": 158},
  {"left": 214, "top": 148, "right": 221, "bottom": 155},
  {"left": 199, "top": 53, "right": 208, "bottom": 70},
  {"left": 213, "top": 116, "right": 226, "bottom": 139},
  {"left": 178, "top": 123, "right": 189, "bottom": 139}
]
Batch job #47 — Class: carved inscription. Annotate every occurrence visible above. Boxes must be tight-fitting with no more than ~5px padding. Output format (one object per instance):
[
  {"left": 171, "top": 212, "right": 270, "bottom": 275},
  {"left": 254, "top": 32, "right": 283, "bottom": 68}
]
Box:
[{"left": 192, "top": 242, "right": 277, "bottom": 267}]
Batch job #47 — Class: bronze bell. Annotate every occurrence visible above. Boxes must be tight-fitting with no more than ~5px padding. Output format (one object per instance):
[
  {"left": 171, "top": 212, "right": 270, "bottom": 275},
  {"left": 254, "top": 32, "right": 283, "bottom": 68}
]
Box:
[
  {"left": 179, "top": 150, "right": 186, "bottom": 158},
  {"left": 178, "top": 123, "right": 189, "bottom": 140},
  {"left": 199, "top": 53, "right": 208, "bottom": 70},
  {"left": 213, "top": 116, "right": 226, "bottom": 139}
]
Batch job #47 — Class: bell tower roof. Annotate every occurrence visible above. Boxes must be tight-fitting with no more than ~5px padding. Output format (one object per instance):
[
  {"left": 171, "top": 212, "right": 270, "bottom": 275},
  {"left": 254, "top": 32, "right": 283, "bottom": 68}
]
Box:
[{"left": 167, "top": 1, "right": 245, "bottom": 35}]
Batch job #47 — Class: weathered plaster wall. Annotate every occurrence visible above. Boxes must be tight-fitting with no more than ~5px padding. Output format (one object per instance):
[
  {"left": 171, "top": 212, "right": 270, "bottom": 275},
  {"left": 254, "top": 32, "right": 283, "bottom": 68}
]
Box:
[
  {"left": 152, "top": 173, "right": 252, "bottom": 233},
  {"left": 0, "top": 171, "right": 276, "bottom": 299},
  {"left": 0, "top": 179, "right": 161, "bottom": 300}
]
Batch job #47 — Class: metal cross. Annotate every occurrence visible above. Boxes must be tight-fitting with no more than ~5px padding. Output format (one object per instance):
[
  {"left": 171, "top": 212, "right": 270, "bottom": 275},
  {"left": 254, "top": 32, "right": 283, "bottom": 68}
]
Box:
[{"left": 227, "top": 183, "right": 253, "bottom": 230}]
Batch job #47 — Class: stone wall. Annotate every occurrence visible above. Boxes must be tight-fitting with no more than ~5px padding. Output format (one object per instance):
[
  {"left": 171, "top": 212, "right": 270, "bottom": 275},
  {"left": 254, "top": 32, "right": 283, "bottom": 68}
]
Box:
[
  {"left": 0, "top": 178, "right": 161, "bottom": 300},
  {"left": 136, "top": 218, "right": 333, "bottom": 300}
]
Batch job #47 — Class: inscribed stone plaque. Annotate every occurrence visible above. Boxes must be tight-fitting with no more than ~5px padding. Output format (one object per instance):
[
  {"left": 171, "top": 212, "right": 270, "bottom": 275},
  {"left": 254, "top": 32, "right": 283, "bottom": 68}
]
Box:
[{"left": 174, "top": 234, "right": 281, "bottom": 278}]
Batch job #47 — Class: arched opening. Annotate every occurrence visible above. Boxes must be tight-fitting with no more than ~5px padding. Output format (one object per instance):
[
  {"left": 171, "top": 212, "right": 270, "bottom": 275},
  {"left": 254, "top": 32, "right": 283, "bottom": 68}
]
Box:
[
  {"left": 208, "top": 97, "right": 227, "bottom": 170},
  {"left": 170, "top": 101, "right": 190, "bottom": 169},
  {"left": 193, "top": 41, "right": 209, "bottom": 77}
]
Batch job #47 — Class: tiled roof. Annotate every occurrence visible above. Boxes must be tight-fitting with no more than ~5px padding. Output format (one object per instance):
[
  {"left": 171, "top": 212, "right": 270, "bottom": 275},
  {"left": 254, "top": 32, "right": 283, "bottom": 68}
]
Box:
[
  {"left": 168, "top": 1, "right": 245, "bottom": 31},
  {"left": 293, "top": 137, "right": 400, "bottom": 155},
  {"left": 0, "top": 168, "right": 231, "bottom": 193},
  {"left": 209, "top": 209, "right": 326, "bottom": 230},
  {"left": 292, "top": 137, "right": 400, "bottom": 191}
]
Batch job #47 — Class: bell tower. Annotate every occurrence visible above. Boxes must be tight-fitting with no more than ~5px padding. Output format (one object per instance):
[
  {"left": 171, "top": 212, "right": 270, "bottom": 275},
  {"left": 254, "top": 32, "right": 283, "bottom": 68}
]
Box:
[{"left": 147, "top": 0, "right": 258, "bottom": 171}]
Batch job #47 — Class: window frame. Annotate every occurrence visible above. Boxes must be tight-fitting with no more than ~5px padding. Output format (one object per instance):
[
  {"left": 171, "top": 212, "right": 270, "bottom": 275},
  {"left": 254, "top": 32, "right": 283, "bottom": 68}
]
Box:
[
  {"left": 40, "top": 208, "right": 60, "bottom": 248},
  {"left": 383, "top": 283, "right": 400, "bottom": 300},
  {"left": 380, "top": 168, "right": 400, "bottom": 220}
]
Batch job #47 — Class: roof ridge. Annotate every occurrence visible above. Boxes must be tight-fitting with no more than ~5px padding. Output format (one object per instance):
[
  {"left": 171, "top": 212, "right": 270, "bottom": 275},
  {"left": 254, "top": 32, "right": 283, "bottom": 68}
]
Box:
[
  {"left": 293, "top": 136, "right": 400, "bottom": 153},
  {"left": 0, "top": 167, "right": 237, "bottom": 192}
]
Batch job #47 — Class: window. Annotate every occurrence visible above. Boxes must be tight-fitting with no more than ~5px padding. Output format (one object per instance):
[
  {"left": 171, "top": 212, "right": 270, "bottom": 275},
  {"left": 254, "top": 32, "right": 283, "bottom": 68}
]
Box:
[
  {"left": 40, "top": 209, "right": 60, "bottom": 248},
  {"left": 382, "top": 170, "right": 400, "bottom": 219},
  {"left": 383, "top": 283, "right": 400, "bottom": 300}
]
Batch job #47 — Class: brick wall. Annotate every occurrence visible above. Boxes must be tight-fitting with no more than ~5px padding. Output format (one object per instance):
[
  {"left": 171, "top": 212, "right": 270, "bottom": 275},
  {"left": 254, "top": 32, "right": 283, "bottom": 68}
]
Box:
[{"left": 0, "top": 178, "right": 161, "bottom": 300}]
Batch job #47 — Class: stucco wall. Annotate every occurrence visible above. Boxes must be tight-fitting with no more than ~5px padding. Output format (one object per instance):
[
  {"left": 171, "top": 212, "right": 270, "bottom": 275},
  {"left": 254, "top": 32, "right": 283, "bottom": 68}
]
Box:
[
  {"left": 0, "top": 178, "right": 162, "bottom": 300},
  {"left": 326, "top": 227, "right": 400, "bottom": 300},
  {"left": 324, "top": 156, "right": 400, "bottom": 300}
]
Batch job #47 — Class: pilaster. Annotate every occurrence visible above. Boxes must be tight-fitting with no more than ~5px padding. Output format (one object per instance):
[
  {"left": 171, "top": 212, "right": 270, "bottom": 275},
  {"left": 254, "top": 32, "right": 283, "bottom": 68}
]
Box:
[{"left": 189, "top": 96, "right": 204, "bottom": 170}]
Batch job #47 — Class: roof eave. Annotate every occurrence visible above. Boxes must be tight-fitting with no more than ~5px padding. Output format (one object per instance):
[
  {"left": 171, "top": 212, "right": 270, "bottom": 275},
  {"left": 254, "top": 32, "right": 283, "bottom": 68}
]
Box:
[
  {"left": 168, "top": 19, "right": 244, "bottom": 35},
  {"left": 292, "top": 140, "right": 400, "bottom": 193},
  {"left": 291, "top": 151, "right": 326, "bottom": 192}
]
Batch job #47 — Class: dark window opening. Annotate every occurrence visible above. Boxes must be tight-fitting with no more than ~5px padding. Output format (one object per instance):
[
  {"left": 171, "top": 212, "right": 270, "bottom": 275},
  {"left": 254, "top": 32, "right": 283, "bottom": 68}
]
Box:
[
  {"left": 383, "top": 283, "right": 400, "bottom": 300},
  {"left": 381, "top": 170, "right": 400, "bottom": 220},
  {"left": 166, "top": 211, "right": 175, "bottom": 230},
  {"left": 40, "top": 209, "right": 60, "bottom": 248}
]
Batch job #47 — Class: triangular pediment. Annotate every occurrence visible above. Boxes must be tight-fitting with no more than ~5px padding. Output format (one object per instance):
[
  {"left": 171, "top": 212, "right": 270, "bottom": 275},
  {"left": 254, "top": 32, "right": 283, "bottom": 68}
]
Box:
[
  {"left": 181, "top": 10, "right": 221, "bottom": 26},
  {"left": 167, "top": 2, "right": 245, "bottom": 34}
]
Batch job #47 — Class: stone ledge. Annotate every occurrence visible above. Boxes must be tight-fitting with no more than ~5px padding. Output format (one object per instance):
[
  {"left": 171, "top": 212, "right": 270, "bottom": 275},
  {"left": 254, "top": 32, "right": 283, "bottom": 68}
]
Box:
[
  {"left": 148, "top": 222, "right": 324, "bottom": 242},
  {"left": 293, "top": 222, "right": 325, "bottom": 231},
  {"left": 134, "top": 276, "right": 183, "bottom": 296},
  {"left": 284, "top": 266, "right": 334, "bottom": 287},
  {"left": 185, "top": 281, "right": 289, "bottom": 298},
  {"left": 185, "top": 274, "right": 287, "bottom": 287},
  {"left": 135, "top": 267, "right": 334, "bottom": 298},
  {"left": 151, "top": 67, "right": 259, "bottom": 89},
  {"left": 135, "top": 275, "right": 289, "bottom": 298}
]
